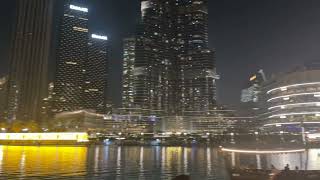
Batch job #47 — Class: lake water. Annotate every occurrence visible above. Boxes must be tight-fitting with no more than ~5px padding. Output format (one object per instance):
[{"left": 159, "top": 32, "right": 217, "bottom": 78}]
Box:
[{"left": 0, "top": 145, "right": 319, "bottom": 179}]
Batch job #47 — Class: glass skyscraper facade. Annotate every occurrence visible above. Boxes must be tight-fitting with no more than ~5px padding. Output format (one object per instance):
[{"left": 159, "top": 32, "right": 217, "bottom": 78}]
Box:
[
  {"left": 53, "top": 1, "right": 89, "bottom": 113},
  {"left": 84, "top": 34, "right": 109, "bottom": 114},
  {"left": 53, "top": 0, "right": 109, "bottom": 115},
  {"left": 0, "top": 76, "right": 8, "bottom": 121},
  {"left": 122, "top": 37, "right": 137, "bottom": 112},
  {"left": 6, "top": 0, "right": 54, "bottom": 122},
  {"left": 122, "top": 0, "right": 218, "bottom": 118}
]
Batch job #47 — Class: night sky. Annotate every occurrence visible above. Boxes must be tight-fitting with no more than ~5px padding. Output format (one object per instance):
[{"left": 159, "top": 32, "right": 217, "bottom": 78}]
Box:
[{"left": 1, "top": 0, "right": 320, "bottom": 108}]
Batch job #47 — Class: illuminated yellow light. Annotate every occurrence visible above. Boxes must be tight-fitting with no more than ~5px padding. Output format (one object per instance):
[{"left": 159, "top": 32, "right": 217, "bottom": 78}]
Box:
[
  {"left": 221, "top": 148, "right": 305, "bottom": 154},
  {"left": 0, "top": 133, "right": 89, "bottom": 142},
  {"left": 0, "top": 146, "right": 87, "bottom": 176},
  {"left": 249, "top": 75, "right": 257, "bottom": 81}
]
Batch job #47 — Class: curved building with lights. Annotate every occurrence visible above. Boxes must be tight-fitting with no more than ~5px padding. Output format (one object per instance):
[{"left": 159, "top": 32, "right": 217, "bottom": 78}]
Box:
[{"left": 261, "top": 64, "right": 320, "bottom": 134}]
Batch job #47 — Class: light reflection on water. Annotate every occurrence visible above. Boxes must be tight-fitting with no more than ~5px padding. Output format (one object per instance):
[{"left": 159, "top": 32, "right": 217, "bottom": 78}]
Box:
[
  {"left": 0, "top": 146, "right": 87, "bottom": 178},
  {"left": 0, "top": 146, "right": 320, "bottom": 179}
]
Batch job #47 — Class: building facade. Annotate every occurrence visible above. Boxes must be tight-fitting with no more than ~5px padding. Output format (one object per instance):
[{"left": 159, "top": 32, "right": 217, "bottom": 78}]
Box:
[
  {"left": 241, "top": 69, "right": 266, "bottom": 103},
  {"left": 260, "top": 65, "right": 320, "bottom": 134},
  {"left": 0, "top": 76, "right": 8, "bottom": 121},
  {"left": 53, "top": 1, "right": 89, "bottom": 114},
  {"left": 122, "top": 0, "right": 218, "bottom": 118},
  {"left": 53, "top": 1, "right": 110, "bottom": 116},
  {"left": 6, "top": 0, "right": 54, "bottom": 122},
  {"left": 174, "top": 0, "right": 218, "bottom": 117},
  {"left": 122, "top": 37, "right": 138, "bottom": 113},
  {"left": 240, "top": 69, "right": 267, "bottom": 117},
  {"left": 84, "top": 34, "right": 110, "bottom": 114}
]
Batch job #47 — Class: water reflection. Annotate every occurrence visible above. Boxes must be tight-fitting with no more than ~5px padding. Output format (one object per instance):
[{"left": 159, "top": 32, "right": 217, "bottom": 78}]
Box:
[
  {"left": 0, "top": 146, "right": 87, "bottom": 178},
  {"left": 1, "top": 145, "right": 320, "bottom": 179},
  {"left": 225, "top": 149, "right": 320, "bottom": 171}
]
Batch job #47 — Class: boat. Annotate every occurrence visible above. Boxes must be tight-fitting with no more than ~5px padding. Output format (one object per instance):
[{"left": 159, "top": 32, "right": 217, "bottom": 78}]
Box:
[
  {"left": 230, "top": 169, "right": 320, "bottom": 180},
  {"left": 230, "top": 168, "right": 272, "bottom": 180}
]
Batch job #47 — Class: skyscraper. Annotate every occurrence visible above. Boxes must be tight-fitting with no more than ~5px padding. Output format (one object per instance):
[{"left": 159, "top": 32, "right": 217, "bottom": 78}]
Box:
[
  {"left": 122, "top": 37, "right": 137, "bottom": 112},
  {"left": 241, "top": 70, "right": 266, "bottom": 103},
  {"left": 240, "top": 69, "right": 266, "bottom": 116},
  {"left": 122, "top": 0, "right": 218, "bottom": 118},
  {"left": 53, "top": 1, "right": 89, "bottom": 114},
  {"left": 53, "top": 1, "right": 109, "bottom": 115},
  {"left": 84, "top": 34, "right": 110, "bottom": 114},
  {"left": 6, "top": 0, "right": 54, "bottom": 122},
  {"left": 0, "top": 76, "right": 8, "bottom": 121}
]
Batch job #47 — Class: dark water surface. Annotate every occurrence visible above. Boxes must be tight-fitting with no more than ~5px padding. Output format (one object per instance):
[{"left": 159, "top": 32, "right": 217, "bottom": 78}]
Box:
[{"left": 0, "top": 145, "right": 319, "bottom": 179}]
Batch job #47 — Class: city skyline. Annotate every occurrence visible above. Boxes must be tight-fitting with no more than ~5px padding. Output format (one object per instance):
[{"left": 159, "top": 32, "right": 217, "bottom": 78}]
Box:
[
  {"left": 1, "top": 0, "right": 320, "bottom": 108},
  {"left": 0, "top": 1, "right": 320, "bottom": 179}
]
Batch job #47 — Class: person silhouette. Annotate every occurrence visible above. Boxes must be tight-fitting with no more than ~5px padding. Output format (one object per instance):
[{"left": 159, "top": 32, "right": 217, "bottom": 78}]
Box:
[{"left": 284, "top": 164, "right": 290, "bottom": 171}]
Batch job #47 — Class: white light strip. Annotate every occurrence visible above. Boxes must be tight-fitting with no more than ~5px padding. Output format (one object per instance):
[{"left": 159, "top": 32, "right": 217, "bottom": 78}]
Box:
[
  {"left": 269, "top": 112, "right": 320, "bottom": 118},
  {"left": 56, "top": 110, "right": 106, "bottom": 118},
  {"left": 73, "top": 26, "right": 88, "bottom": 32},
  {"left": 221, "top": 148, "right": 305, "bottom": 154},
  {"left": 70, "top": 5, "right": 88, "bottom": 12},
  {"left": 267, "top": 82, "right": 320, "bottom": 94},
  {"left": 91, "top": 34, "right": 108, "bottom": 40},
  {"left": 264, "top": 122, "right": 320, "bottom": 127},
  {"left": 268, "top": 102, "right": 320, "bottom": 110},
  {"left": 267, "top": 92, "right": 320, "bottom": 102}
]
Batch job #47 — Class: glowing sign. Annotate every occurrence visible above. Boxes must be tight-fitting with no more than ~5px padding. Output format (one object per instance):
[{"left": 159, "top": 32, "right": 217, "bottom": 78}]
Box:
[
  {"left": 69, "top": 5, "right": 88, "bottom": 12},
  {"left": 91, "top": 34, "right": 108, "bottom": 40},
  {"left": 0, "top": 132, "right": 89, "bottom": 142},
  {"left": 249, "top": 75, "right": 257, "bottom": 81}
]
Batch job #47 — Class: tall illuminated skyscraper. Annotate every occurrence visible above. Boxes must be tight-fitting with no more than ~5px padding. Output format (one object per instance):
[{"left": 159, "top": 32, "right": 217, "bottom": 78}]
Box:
[
  {"left": 6, "top": 0, "right": 54, "bottom": 122},
  {"left": 122, "top": 37, "right": 137, "bottom": 112},
  {"left": 53, "top": 1, "right": 89, "bottom": 113},
  {"left": 0, "top": 76, "right": 8, "bottom": 121},
  {"left": 84, "top": 34, "right": 110, "bottom": 114},
  {"left": 53, "top": 1, "right": 110, "bottom": 115},
  {"left": 122, "top": 0, "right": 218, "bottom": 117},
  {"left": 174, "top": 0, "right": 218, "bottom": 116}
]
